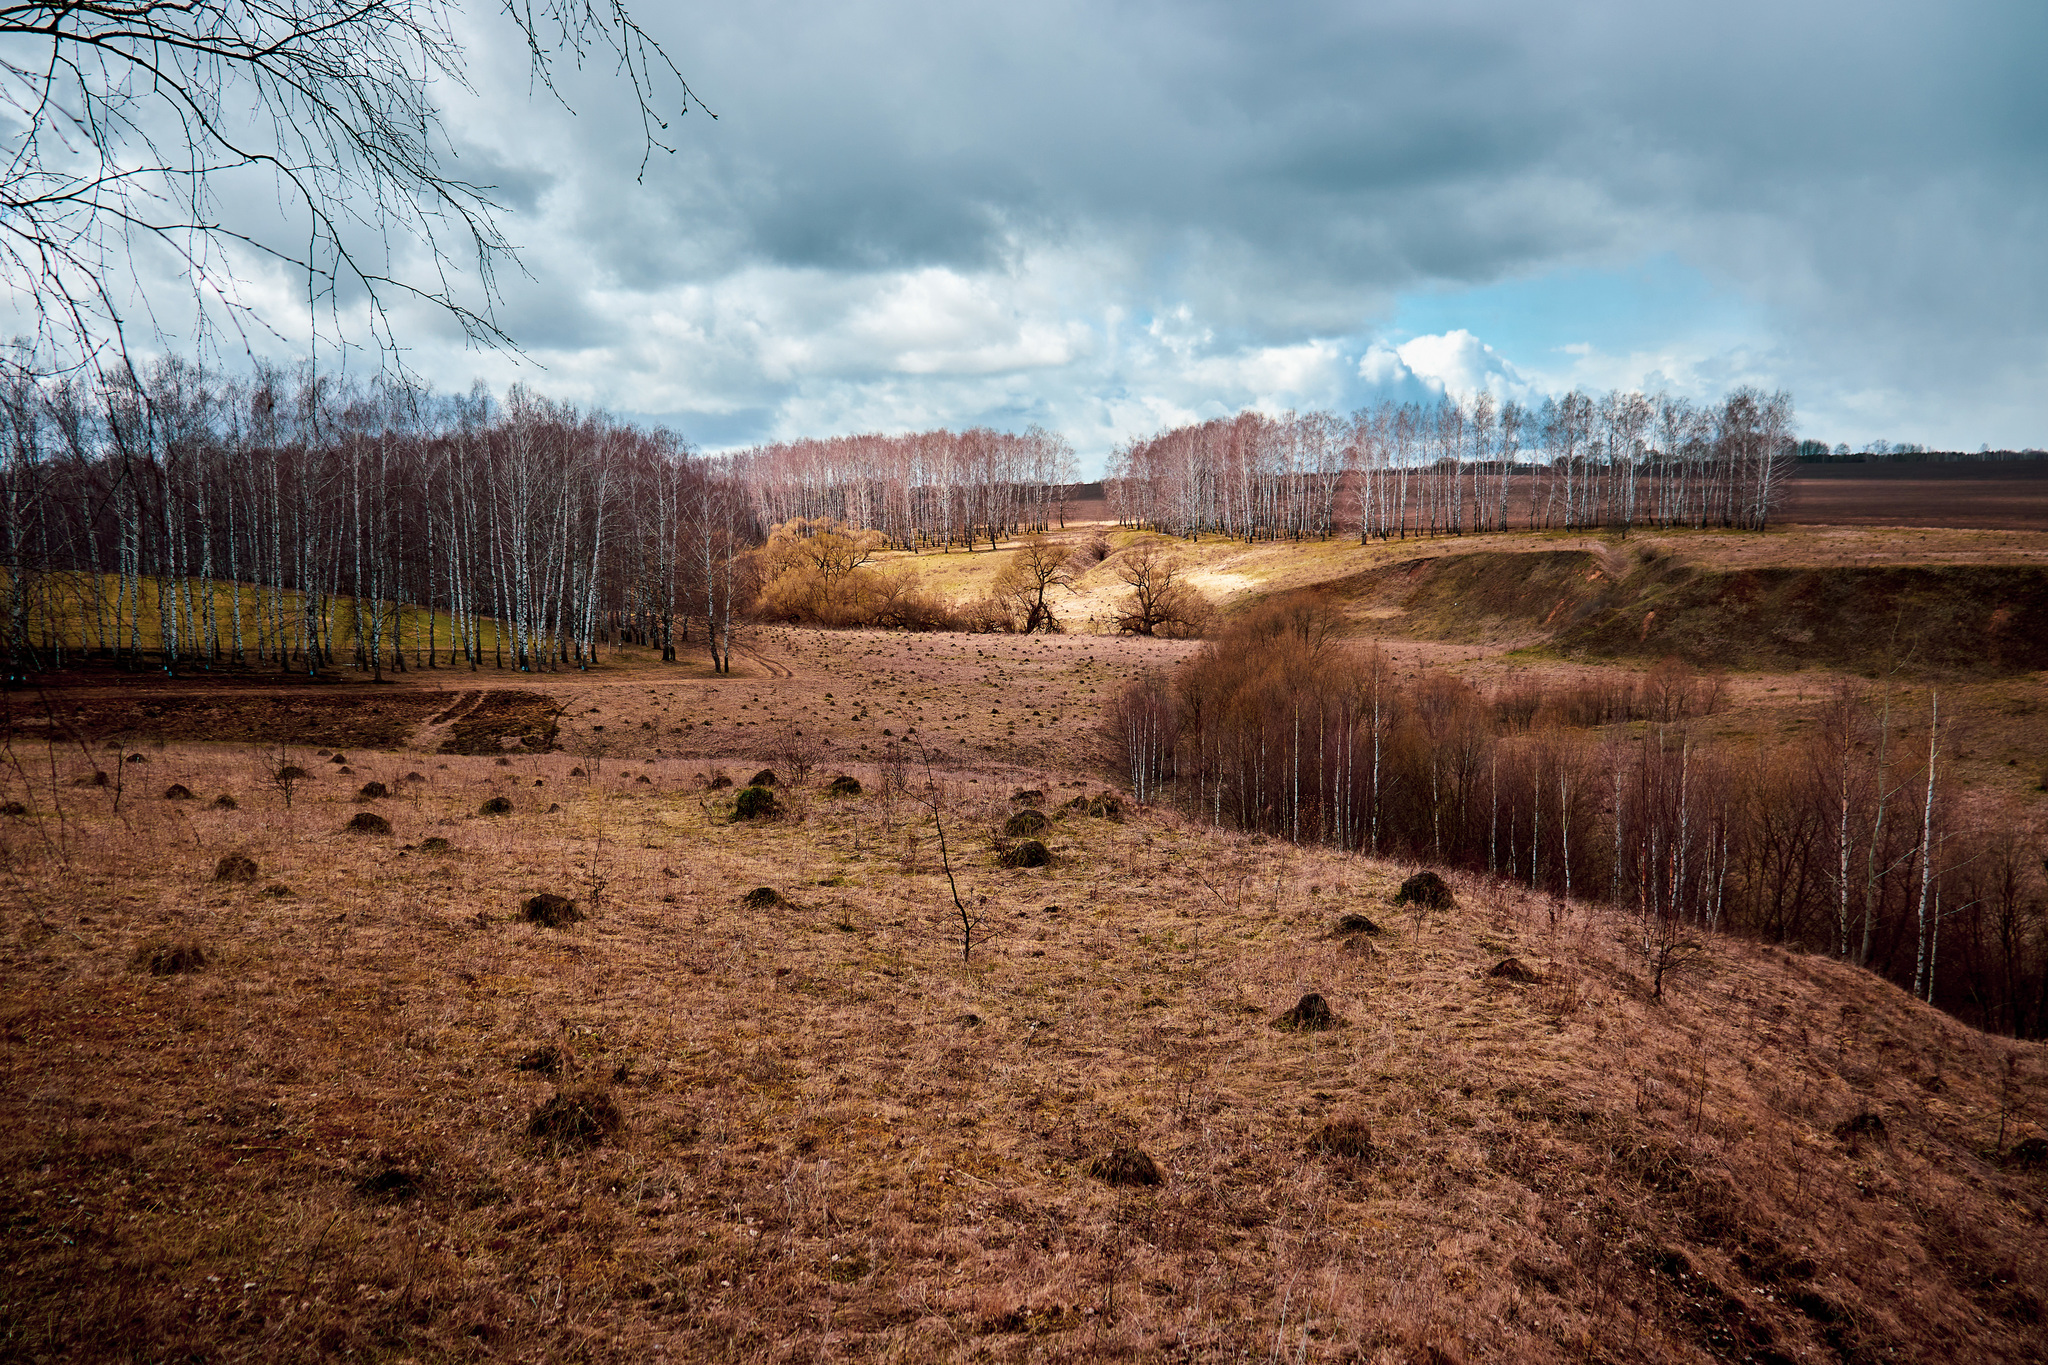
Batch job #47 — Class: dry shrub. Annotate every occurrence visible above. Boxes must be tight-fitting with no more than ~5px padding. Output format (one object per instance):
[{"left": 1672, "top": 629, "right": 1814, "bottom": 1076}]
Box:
[
  {"left": 1395, "top": 870, "right": 1455, "bottom": 911},
  {"left": 131, "top": 939, "right": 207, "bottom": 975},
  {"left": 999, "top": 839, "right": 1050, "bottom": 869},
  {"left": 1086, "top": 1146, "right": 1163, "bottom": 1187},
  {"left": 162, "top": 783, "right": 193, "bottom": 800},
  {"left": 522, "top": 894, "right": 583, "bottom": 928},
  {"left": 345, "top": 811, "right": 392, "bottom": 836},
  {"left": 1487, "top": 957, "right": 1541, "bottom": 984},
  {"left": 274, "top": 764, "right": 308, "bottom": 781},
  {"left": 526, "top": 1087, "right": 624, "bottom": 1151},
  {"left": 478, "top": 796, "right": 513, "bottom": 816},
  {"left": 741, "top": 887, "right": 790, "bottom": 910},
  {"left": 1003, "top": 809, "right": 1051, "bottom": 837},
  {"left": 212, "top": 852, "right": 258, "bottom": 882},
  {"left": 1274, "top": 992, "right": 1342, "bottom": 1032}
]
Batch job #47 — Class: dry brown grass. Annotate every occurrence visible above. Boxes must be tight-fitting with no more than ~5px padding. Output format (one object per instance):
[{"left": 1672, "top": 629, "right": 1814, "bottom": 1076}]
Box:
[{"left": 1, "top": 670, "right": 2044, "bottom": 1363}]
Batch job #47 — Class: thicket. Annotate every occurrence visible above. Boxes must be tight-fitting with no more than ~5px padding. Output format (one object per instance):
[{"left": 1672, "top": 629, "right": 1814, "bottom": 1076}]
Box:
[{"left": 1107, "top": 603, "right": 2048, "bottom": 1036}]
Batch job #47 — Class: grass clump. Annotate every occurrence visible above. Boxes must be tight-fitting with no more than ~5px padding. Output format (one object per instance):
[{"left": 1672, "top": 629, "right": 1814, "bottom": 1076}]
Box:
[
  {"left": 522, "top": 893, "right": 583, "bottom": 928},
  {"left": 731, "top": 786, "right": 782, "bottom": 821},
  {"left": 131, "top": 939, "right": 207, "bottom": 976},
  {"left": 478, "top": 796, "right": 513, "bottom": 816},
  {"left": 1086, "top": 1147, "right": 1163, "bottom": 1187},
  {"left": 1274, "top": 992, "right": 1343, "bottom": 1032},
  {"left": 526, "top": 1088, "right": 624, "bottom": 1151},
  {"left": 1003, "top": 809, "right": 1051, "bottom": 837},
  {"left": 344, "top": 811, "right": 392, "bottom": 836},
  {"left": 1394, "top": 870, "right": 1454, "bottom": 911},
  {"left": 212, "top": 852, "right": 258, "bottom": 882},
  {"left": 999, "top": 839, "right": 1050, "bottom": 868},
  {"left": 741, "top": 886, "right": 791, "bottom": 910}
]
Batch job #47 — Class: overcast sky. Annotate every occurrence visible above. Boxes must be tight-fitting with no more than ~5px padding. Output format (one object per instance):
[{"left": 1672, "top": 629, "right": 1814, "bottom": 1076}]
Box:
[{"left": 240, "top": 1, "right": 2048, "bottom": 465}]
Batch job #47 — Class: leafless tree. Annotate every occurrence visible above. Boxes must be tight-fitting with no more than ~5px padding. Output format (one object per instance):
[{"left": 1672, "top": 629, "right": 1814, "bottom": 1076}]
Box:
[
  {"left": 991, "top": 534, "right": 1076, "bottom": 633},
  {"left": 1111, "top": 540, "right": 1210, "bottom": 637},
  {"left": 0, "top": 0, "right": 707, "bottom": 376}
]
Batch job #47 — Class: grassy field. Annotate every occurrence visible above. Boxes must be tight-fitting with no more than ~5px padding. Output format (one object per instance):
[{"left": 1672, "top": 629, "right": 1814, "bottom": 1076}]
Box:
[
  {"left": 2, "top": 523, "right": 2046, "bottom": 1362},
  {"left": 2, "top": 569, "right": 511, "bottom": 662}
]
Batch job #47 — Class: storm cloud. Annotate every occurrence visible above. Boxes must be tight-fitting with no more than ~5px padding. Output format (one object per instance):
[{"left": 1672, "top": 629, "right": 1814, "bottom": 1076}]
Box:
[{"left": 382, "top": 0, "right": 2048, "bottom": 459}]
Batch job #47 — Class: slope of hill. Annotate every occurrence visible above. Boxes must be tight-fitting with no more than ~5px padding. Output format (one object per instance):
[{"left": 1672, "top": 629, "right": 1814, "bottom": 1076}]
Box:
[{"left": 1, "top": 651, "right": 2042, "bottom": 1362}]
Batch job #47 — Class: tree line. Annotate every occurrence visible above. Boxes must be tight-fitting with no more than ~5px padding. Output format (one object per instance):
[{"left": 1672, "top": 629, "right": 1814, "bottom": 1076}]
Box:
[
  {"left": 1107, "top": 387, "right": 1796, "bottom": 541},
  {"left": 0, "top": 359, "right": 754, "bottom": 677},
  {"left": 1108, "top": 603, "right": 2046, "bottom": 1036},
  {"left": 736, "top": 428, "right": 1083, "bottom": 552}
]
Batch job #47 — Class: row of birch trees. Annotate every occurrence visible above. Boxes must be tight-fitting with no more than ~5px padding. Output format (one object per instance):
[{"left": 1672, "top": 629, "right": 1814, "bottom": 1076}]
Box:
[
  {"left": 1107, "top": 387, "right": 1795, "bottom": 540},
  {"left": 0, "top": 358, "right": 755, "bottom": 676},
  {"left": 1108, "top": 603, "right": 2045, "bottom": 1036},
  {"left": 736, "top": 427, "right": 1083, "bottom": 551}
]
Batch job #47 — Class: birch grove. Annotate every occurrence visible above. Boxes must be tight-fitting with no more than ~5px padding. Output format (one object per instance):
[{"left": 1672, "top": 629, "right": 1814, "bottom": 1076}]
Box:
[{"left": 0, "top": 360, "right": 752, "bottom": 676}]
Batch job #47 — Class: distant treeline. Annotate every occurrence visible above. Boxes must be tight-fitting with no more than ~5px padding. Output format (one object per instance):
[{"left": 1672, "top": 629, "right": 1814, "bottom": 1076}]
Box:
[
  {"left": 1107, "top": 388, "right": 1797, "bottom": 542},
  {"left": 733, "top": 428, "right": 1083, "bottom": 553},
  {"left": 1109, "top": 602, "right": 2048, "bottom": 1037}
]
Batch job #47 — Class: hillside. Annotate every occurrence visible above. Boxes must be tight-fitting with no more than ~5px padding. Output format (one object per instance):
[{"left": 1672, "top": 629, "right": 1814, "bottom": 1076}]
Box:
[
  {"left": 866, "top": 523, "right": 2048, "bottom": 676},
  {"left": 1, "top": 637, "right": 2044, "bottom": 1363}
]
